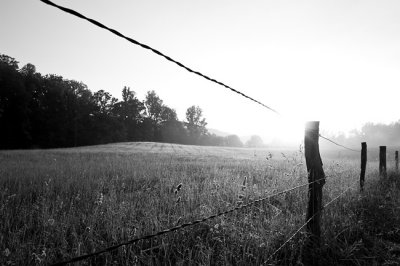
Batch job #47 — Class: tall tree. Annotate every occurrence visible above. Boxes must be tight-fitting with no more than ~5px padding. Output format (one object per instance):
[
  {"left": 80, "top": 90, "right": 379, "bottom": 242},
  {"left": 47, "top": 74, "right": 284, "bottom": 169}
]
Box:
[
  {"left": 185, "top": 105, "right": 208, "bottom": 144},
  {"left": 0, "top": 55, "right": 31, "bottom": 148},
  {"left": 94, "top": 90, "right": 117, "bottom": 115},
  {"left": 114, "top": 86, "right": 145, "bottom": 140},
  {"left": 145, "top": 90, "right": 163, "bottom": 124},
  {"left": 0, "top": 54, "right": 18, "bottom": 70},
  {"left": 143, "top": 90, "right": 164, "bottom": 141},
  {"left": 160, "top": 106, "right": 177, "bottom": 122},
  {"left": 159, "top": 106, "right": 187, "bottom": 143}
]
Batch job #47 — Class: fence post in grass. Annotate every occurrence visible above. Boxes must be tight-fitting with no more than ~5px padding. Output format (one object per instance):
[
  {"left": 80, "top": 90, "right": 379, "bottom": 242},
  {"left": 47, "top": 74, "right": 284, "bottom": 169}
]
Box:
[
  {"left": 395, "top": 151, "right": 399, "bottom": 172},
  {"left": 379, "top": 146, "right": 387, "bottom": 177},
  {"left": 303, "top": 121, "right": 325, "bottom": 262},
  {"left": 360, "top": 142, "right": 367, "bottom": 192}
]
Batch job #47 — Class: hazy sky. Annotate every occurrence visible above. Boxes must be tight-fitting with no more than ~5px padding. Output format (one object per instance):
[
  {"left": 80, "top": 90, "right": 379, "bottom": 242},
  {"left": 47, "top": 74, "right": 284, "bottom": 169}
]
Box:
[{"left": 1, "top": 0, "right": 400, "bottom": 144}]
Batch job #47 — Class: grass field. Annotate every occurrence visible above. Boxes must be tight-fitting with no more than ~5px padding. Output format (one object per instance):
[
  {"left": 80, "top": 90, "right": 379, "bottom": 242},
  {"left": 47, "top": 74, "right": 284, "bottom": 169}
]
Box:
[{"left": 1, "top": 142, "right": 399, "bottom": 265}]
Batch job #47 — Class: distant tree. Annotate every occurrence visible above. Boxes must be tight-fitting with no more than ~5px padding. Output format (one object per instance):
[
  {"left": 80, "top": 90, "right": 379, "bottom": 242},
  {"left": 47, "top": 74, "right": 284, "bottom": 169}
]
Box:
[
  {"left": 145, "top": 90, "right": 163, "bottom": 124},
  {"left": 161, "top": 121, "right": 187, "bottom": 143},
  {"left": 185, "top": 105, "right": 208, "bottom": 144},
  {"left": 143, "top": 90, "right": 166, "bottom": 141},
  {"left": 114, "top": 86, "right": 145, "bottom": 140},
  {"left": 160, "top": 106, "right": 177, "bottom": 122},
  {"left": 212, "top": 135, "right": 225, "bottom": 146},
  {"left": 0, "top": 55, "right": 31, "bottom": 148},
  {"left": 224, "top": 134, "right": 243, "bottom": 147},
  {"left": 159, "top": 106, "right": 187, "bottom": 143},
  {"left": 94, "top": 90, "right": 117, "bottom": 115},
  {"left": 20, "top": 63, "right": 44, "bottom": 147},
  {"left": 20, "top": 63, "right": 36, "bottom": 77},
  {"left": 0, "top": 54, "right": 19, "bottom": 70},
  {"left": 199, "top": 133, "right": 225, "bottom": 146},
  {"left": 246, "top": 135, "right": 264, "bottom": 147}
]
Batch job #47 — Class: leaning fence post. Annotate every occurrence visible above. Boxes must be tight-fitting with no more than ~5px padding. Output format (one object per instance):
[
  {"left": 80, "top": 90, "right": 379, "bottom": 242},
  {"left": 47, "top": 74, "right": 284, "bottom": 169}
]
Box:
[
  {"left": 395, "top": 151, "right": 399, "bottom": 172},
  {"left": 360, "top": 142, "right": 367, "bottom": 192},
  {"left": 379, "top": 146, "right": 387, "bottom": 177},
  {"left": 302, "top": 121, "right": 325, "bottom": 262}
]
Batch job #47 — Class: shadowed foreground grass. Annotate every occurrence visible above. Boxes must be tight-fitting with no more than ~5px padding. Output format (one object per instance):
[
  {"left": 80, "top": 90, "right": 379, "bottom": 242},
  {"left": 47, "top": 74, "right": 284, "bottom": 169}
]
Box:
[{"left": 0, "top": 142, "right": 398, "bottom": 265}]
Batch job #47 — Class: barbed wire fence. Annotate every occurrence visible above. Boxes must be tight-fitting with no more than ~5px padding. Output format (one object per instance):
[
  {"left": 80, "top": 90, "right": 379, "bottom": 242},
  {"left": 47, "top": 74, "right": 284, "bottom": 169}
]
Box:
[
  {"left": 319, "top": 134, "right": 360, "bottom": 153},
  {"left": 37, "top": 1, "right": 399, "bottom": 265},
  {"left": 51, "top": 178, "right": 325, "bottom": 266},
  {"left": 263, "top": 179, "right": 359, "bottom": 265}
]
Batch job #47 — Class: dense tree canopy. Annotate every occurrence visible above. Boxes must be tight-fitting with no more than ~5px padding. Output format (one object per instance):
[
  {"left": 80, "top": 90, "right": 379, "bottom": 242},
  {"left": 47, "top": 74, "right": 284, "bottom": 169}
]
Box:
[
  {"left": 3, "top": 53, "right": 398, "bottom": 150},
  {"left": 0, "top": 53, "right": 247, "bottom": 149}
]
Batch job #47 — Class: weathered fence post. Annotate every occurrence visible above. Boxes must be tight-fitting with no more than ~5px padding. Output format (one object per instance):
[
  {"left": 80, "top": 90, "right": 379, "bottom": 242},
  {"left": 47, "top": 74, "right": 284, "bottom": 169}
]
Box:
[
  {"left": 379, "top": 146, "right": 387, "bottom": 177},
  {"left": 395, "top": 151, "right": 399, "bottom": 172},
  {"left": 302, "top": 121, "right": 325, "bottom": 263},
  {"left": 360, "top": 142, "right": 367, "bottom": 192}
]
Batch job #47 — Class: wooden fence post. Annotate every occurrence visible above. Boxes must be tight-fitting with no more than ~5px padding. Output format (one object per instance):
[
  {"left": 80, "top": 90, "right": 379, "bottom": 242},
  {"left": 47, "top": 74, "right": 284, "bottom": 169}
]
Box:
[
  {"left": 360, "top": 142, "right": 367, "bottom": 192},
  {"left": 302, "top": 121, "right": 325, "bottom": 262},
  {"left": 379, "top": 146, "right": 387, "bottom": 177},
  {"left": 395, "top": 151, "right": 399, "bottom": 172}
]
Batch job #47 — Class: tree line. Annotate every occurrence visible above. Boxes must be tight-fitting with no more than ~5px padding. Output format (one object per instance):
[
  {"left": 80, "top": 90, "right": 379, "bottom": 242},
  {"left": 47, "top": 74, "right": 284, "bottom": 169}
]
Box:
[
  {"left": 0, "top": 53, "right": 264, "bottom": 149},
  {"left": 324, "top": 121, "right": 400, "bottom": 149}
]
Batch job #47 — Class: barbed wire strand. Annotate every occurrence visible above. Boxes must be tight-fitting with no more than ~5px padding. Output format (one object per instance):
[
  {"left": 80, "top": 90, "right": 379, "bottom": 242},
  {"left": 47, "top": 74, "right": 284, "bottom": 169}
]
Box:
[
  {"left": 319, "top": 134, "right": 360, "bottom": 153},
  {"left": 50, "top": 177, "right": 325, "bottom": 266},
  {"left": 39, "top": 0, "right": 280, "bottom": 115},
  {"left": 264, "top": 179, "right": 358, "bottom": 265}
]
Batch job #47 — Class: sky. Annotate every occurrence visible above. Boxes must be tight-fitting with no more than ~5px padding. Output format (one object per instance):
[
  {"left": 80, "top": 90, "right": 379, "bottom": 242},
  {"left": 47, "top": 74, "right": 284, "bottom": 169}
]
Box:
[{"left": 1, "top": 0, "right": 400, "bottom": 145}]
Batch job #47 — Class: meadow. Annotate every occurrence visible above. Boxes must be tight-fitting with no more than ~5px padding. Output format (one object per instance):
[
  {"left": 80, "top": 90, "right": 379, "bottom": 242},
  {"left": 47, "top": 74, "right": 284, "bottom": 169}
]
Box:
[{"left": 1, "top": 142, "right": 398, "bottom": 265}]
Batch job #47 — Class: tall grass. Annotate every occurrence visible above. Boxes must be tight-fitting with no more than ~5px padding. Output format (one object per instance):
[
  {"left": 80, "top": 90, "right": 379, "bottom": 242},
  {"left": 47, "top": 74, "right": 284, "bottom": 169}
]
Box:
[{"left": 0, "top": 142, "right": 389, "bottom": 265}]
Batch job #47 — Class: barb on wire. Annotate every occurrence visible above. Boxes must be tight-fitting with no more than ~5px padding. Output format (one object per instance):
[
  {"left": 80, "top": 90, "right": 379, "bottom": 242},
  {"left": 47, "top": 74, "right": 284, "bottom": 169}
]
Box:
[
  {"left": 264, "top": 180, "right": 358, "bottom": 265},
  {"left": 39, "top": 0, "right": 280, "bottom": 115},
  {"left": 50, "top": 178, "right": 324, "bottom": 266},
  {"left": 319, "top": 134, "right": 360, "bottom": 153}
]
